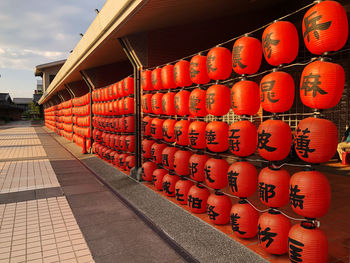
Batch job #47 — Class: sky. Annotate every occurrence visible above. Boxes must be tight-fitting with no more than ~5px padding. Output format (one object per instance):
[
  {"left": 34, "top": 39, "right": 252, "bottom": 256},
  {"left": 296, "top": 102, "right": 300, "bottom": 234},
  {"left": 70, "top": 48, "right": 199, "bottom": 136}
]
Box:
[{"left": 0, "top": 0, "right": 106, "bottom": 99}]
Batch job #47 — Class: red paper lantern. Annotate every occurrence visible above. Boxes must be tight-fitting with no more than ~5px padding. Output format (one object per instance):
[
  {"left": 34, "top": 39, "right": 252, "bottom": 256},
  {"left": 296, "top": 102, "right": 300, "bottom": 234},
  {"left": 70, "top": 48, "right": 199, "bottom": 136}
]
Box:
[
  {"left": 175, "top": 179, "right": 194, "bottom": 205},
  {"left": 260, "top": 71, "right": 295, "bottom": 113},
  {"left": 118, "top": 99, "right": 124, "bottom": 115},
  {"left": 257, "top": 120, "right": 292, "bottom": 161},
  {"left": 207, "top": 192, "right": 232, "bottom": 225},
  {"left": 289, "top": 170, "right": 331, "bottom": 218},
  {"left": 288, "top": 222, "right": 328, "bottom": 263},
  {"left": 124, "top": 116, "right": 134, "bottom": 133},
  {"left": 153, "top": 169, "right": 168, "bottom": 190},
  {"left": 205, "top": 121, "right": 229, "bottom": 152},
  {"left": 258, "top": 210, "right": 291, "bottom": 255},
  {"left": 142, "top": 94, "right": 152, "bottom": 113},
  {"left": 141, "top": 70, "right": 153, "bottom": 91},
  {"left": 230, "top": 200, "right": 259, "bottom": 238},
  {"left": 124, "top": 77, "right": 134, "bottom": 95},
  {"left": 258, "top": 167, "right": 290, "bottom": 208},
  {"left": 299, "top": 61, "right": 345, "bottom": 109},
  {"left": 119, "top": 153, "right": 128, "bottom": 169},
  {"left": 119, "top": 135, "right": 126, "bottom": 151},
  {"left": 125, "top": 156, "right": 135, "bottom": 171},
  {"left": 151, "top": 143, "right": 167, "bottom": 164},
  {"left": 161, "top": 65, "right": 177, "bottom": 90},
  {"left": 162, "top": 147, "right": 178, "bottom": 170},
  {"left": 302, "top": 1, "right": 348, "bottom": 55},
  {"left": 174, "top": 90, "right": 190, "bottom": 116},
  {"left": 189, "top": 154, "right": 209, "bottom": 182},
  {"left": 187, "top": 185, "right": 210, "bottom": 213},
  {"left": 142, "top": 116, "right": 152, "bottom": 136},
  {"left": 174, "top": 60, "right": 192, "bottom": 87},
  {"left": 188, "top": 121, "right": 207, "bottom": 149},
  {"left": 204, "top": 158, "right": 229, "bottom": 189},
  {"left": 162, "top": 92, "right": 176, "bottom": 116},
  {"left": 162, "top": 119, "right": 176, "bottom": 142},
  {"left": 262, "top": 21, "right": 299, "bottom": 66},
  {"left": 294, "top": 117, "right": 338, "bottom": 163},
  {"left": 174, "top": 150, "right": 191, "bottom": 176},
  {"left": 206, "top": 85, "right": 231, "bottom": 116},
  {"left": 125, "top": 135, "right": 135, "bottom": 152},
  {"left": 151, "top": 93, "right": 163, "bottom": 115},
  {"left": 152, "top": 68, "right": 164, "bottom": 90},
  {"left": 142, "top": 161, "right": 157, "bottom": 181},
  {"left": 227, "top": 161, "right": 257, "bottom": 198},
  {"left": 231, "top": 80, "right": 260, "bottom": 116},
  {"left": 162, "top": 173, "right": 180, "bottom": 196},
  {"left": 113, "top": 152, "right": 120, "bottom": 166},
  {"left": 229, "top": 120, "right": 257, "bottom": 157},
  {"left": 118, "top": 81, "right": 125, "bottom": 97},
  {"left": 151, "top": 118, "right": 164, "bottom": 139},
  {"left": 189, "top": 88, "right": 208, "bottom": 117},
  {"left": 174, "top": 120, "right": 190, "bottom": 146},
  {"left": 189, "top": 55, "right": 210, "bottom": 84},
  {"left": 232, "top": 36, "right": 262, "bottom": 75},
  {"left": 207, "top": 47, "right": 232, "bottom": 80},
  {"left": 142, "top": 139, "right": 155, "bottom": 159}
]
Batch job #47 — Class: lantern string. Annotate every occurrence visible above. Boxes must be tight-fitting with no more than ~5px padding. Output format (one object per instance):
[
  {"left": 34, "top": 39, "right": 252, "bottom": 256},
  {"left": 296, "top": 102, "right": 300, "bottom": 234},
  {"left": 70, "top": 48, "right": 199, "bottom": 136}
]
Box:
[{"left": 145, "top": 1, "right": 317, "bottom": 70}]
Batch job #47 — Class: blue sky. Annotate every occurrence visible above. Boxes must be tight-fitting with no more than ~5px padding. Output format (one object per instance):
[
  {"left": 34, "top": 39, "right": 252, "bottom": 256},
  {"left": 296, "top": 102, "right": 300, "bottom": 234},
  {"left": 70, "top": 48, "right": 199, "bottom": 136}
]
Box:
[{"left": 0, "top": 0, "right": 105, "bottom": 99}]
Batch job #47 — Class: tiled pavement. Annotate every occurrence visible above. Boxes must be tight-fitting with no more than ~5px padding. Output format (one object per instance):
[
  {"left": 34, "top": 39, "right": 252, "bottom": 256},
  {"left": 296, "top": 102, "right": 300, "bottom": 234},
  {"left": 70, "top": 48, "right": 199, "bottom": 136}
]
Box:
[{"left": 0, "top": 122, "right": 185, "bottom": 263}]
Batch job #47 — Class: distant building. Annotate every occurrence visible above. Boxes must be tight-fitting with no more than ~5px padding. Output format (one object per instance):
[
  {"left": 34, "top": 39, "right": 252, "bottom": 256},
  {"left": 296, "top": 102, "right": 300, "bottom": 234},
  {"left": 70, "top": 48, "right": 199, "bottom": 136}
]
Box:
[
  {"left": 34, "top": 60, "right": 66, "bottom": 94},
  {"left": 13, "top": 98, "right": 33, "bottom": 112},
  {"left": 33, "top": 79, "right": 43, "bottom": 103},
  {"left": 0, "top": 93, "right": 22, "bottom": 121},
  {"left": 0, "top": 93, "right": 13, "bottom": 105}
]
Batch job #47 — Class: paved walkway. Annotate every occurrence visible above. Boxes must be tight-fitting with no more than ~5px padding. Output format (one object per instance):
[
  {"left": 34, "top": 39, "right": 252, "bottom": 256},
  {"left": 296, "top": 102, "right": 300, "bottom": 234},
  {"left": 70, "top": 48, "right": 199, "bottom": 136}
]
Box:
[{"left": 0, "top": 122, "right": 185, "bottom": 263}]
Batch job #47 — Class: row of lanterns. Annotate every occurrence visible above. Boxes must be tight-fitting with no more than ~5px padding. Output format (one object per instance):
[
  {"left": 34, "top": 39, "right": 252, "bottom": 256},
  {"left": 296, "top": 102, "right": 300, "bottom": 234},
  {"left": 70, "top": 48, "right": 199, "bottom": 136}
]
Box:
[
  {"left": 92, "top": 76, "right": 134, "bottom": 102},
  {"left": 93, "top": 116, "right": 135, "bottom": 133},
  {"left": 92, "top": 98, "right": 135, "bottom": 116},
  {"left": 94, "top": 130, "right": 135, "bottom": 153}
]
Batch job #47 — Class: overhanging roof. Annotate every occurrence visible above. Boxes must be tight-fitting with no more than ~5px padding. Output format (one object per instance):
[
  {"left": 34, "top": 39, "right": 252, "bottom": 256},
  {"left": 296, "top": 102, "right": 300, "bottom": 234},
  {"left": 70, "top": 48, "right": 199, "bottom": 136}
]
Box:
[
  {"left": 38, "top": 0, "right": 299, "bottom": 104},
  {"left": 34, "top": 59, "right": 66, "bottom": 77}
]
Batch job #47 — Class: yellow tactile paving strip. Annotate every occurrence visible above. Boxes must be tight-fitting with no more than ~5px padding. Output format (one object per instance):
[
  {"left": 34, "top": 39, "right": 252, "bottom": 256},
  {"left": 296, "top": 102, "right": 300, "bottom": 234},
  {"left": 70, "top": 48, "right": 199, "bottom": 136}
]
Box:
[
  {"left": 0, "top": 160, "right": 59, "bottom": 193},
  {"left": 0, "top": 197, "right": 94, "bottom": 263}
]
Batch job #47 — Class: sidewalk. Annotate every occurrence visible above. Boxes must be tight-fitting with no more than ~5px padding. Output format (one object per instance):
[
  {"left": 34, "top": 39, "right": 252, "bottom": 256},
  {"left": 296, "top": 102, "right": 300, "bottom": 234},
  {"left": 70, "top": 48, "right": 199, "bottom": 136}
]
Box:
[{"left": 0, "top": 121, "right": 185, "bottom": 263}]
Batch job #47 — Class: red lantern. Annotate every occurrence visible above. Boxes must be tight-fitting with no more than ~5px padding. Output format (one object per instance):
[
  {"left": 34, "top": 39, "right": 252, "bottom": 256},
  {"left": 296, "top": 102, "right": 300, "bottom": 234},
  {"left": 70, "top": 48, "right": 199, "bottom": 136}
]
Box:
[
  {"left": 227, "top": 161, "right": 257, "bottom": 198},
  {"left": 189, "top": 55, "right": 210, "bottom": 84},
  {"left": 232, "top": 36, "right": 262, "bottom": 75},
  {"left": 174, "top": 120, "right": 190, "bottom": 146},
  {"left": 142, "top": 139, "right": 155, "bottom": 159},
  {"left": 294, "top": 117, "right": 338, "bottom": 163},
  {"left": 162, "top": 173, "right": 180, "bottom": 196},
  {"left": 118, "top": 99, "right": 124, "bottom": 115},
  {"left": 260, "top": 71, "right": 295, "bottom": 113},
  {"left": 143, "top": 116, "right": 152, "bottom": 136},
  {"left": 151, "top": 93, "right": 163, "bottom": 115},
  {"left": 124, "top": 77, "right": 134, "bottom": 95},
  {"left": 174, "top": 150, "right": 191, "bottom": 176},
  {"left": 258, "top": 210, "right": 291, "bottom": 255},
  {"left": 125, "top": 156, "right": 135, "bottom": 171},
  {"left": 161, "top": 65, "right": 177, "bottom": 90},
  {"left": 142, "top": 161, "right": 157, "bottom": 181},
  {"left": 151, "top": 143, "right": 167, "bottom": 164},
  {"left": 187, "top": 185, "right": 210, "bottom": 213},
  {"left": 207, "top": 47, "right": 232, "bottom": 80},
  {"left": 153, "top": 169, "right": 168, "bottom": 190},
  {"left": 231, "top": 80, "right": 260, "bottom": 116},
  {"left": 189, "top": 88, "right": 208, "bottom": 117},
  {"left": 302, "top": 1, "right": 348, "bottom": 55},
  {"left": 289, "top": 170, "right": 331, "bottom": 218},
  {"left": 288, "top": 222, "right": 328, "bottom": 263},
  {"left": 229, "top": 120, "right": 257, "bottom": 157},
  {"left": 257, "top": 120, "right": 292, "bottom": 161},
  {"left": 258, "top": 167, "right": 290, "bottom": 208},
  {"left": 162, "top": 92, "right": 176, "bottom": 115},
  {"left": 204, "top": 158, "right": 229, "bottom": 189},
  {"left": 119, "top": 135, "right": 126, "bottom": 151},
  {"left": 142, "top": 94, "right": 152, "bottom": 113},
  {"left": 262, "top": 21, "right": 299, "bottom": 66},
  {"left": 162, "top": 147, "right": 178, "bottom": 170},
  {"left": 207, "top": 192, "right": 232, "bottom": 225},
  {"left": 162, "top": 119, "right": 176, "bottom": 142},
  {"left": 113, "top": 152, "right": 120, "bottom": 166},
  {"left": 188, "top": 121, "right": 207, "bottom": 149},
  {"left": 119, "top": 153, "right": 128, "bottom": 169},
  {"left": 174, "top": 90, "right": 190, "bottom": 116},
  {"left": 205, "top": 121, "right": 229, "bottom": 152},
  {"left": 141, "top": 70, "right": 153, "bottom": 91},
  {"left": 189, "top": 154, "right": 209, "bottom": 182},
  {"left": 151, "top": 118, "right": 164, "bottom": 139},
  {"left": 125, "top": 135, "right": 135, "bottom": 152},
  {"left": 174, "top": 179, "right": 194, "bottom": 205},
  {"left": 206, "top": 85, "right": 231, "bottom": 116},
  {"left": 174, "top": 60, "right": 192, "bottom": 87},
  {"left": 118, "top": 81, "right": 125, "bottom": 97},
  {"left": 124, "top": 116, "right": 134, "bottom": 133},
  {"left": 152, "top": 68, "right": 164, "bottom": 90},
  {"left": 230, "top": 200, "right": 259, "bottom": 238},
  {"left": 299, "top": 61, "right": 345, "bottom": 110}
]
